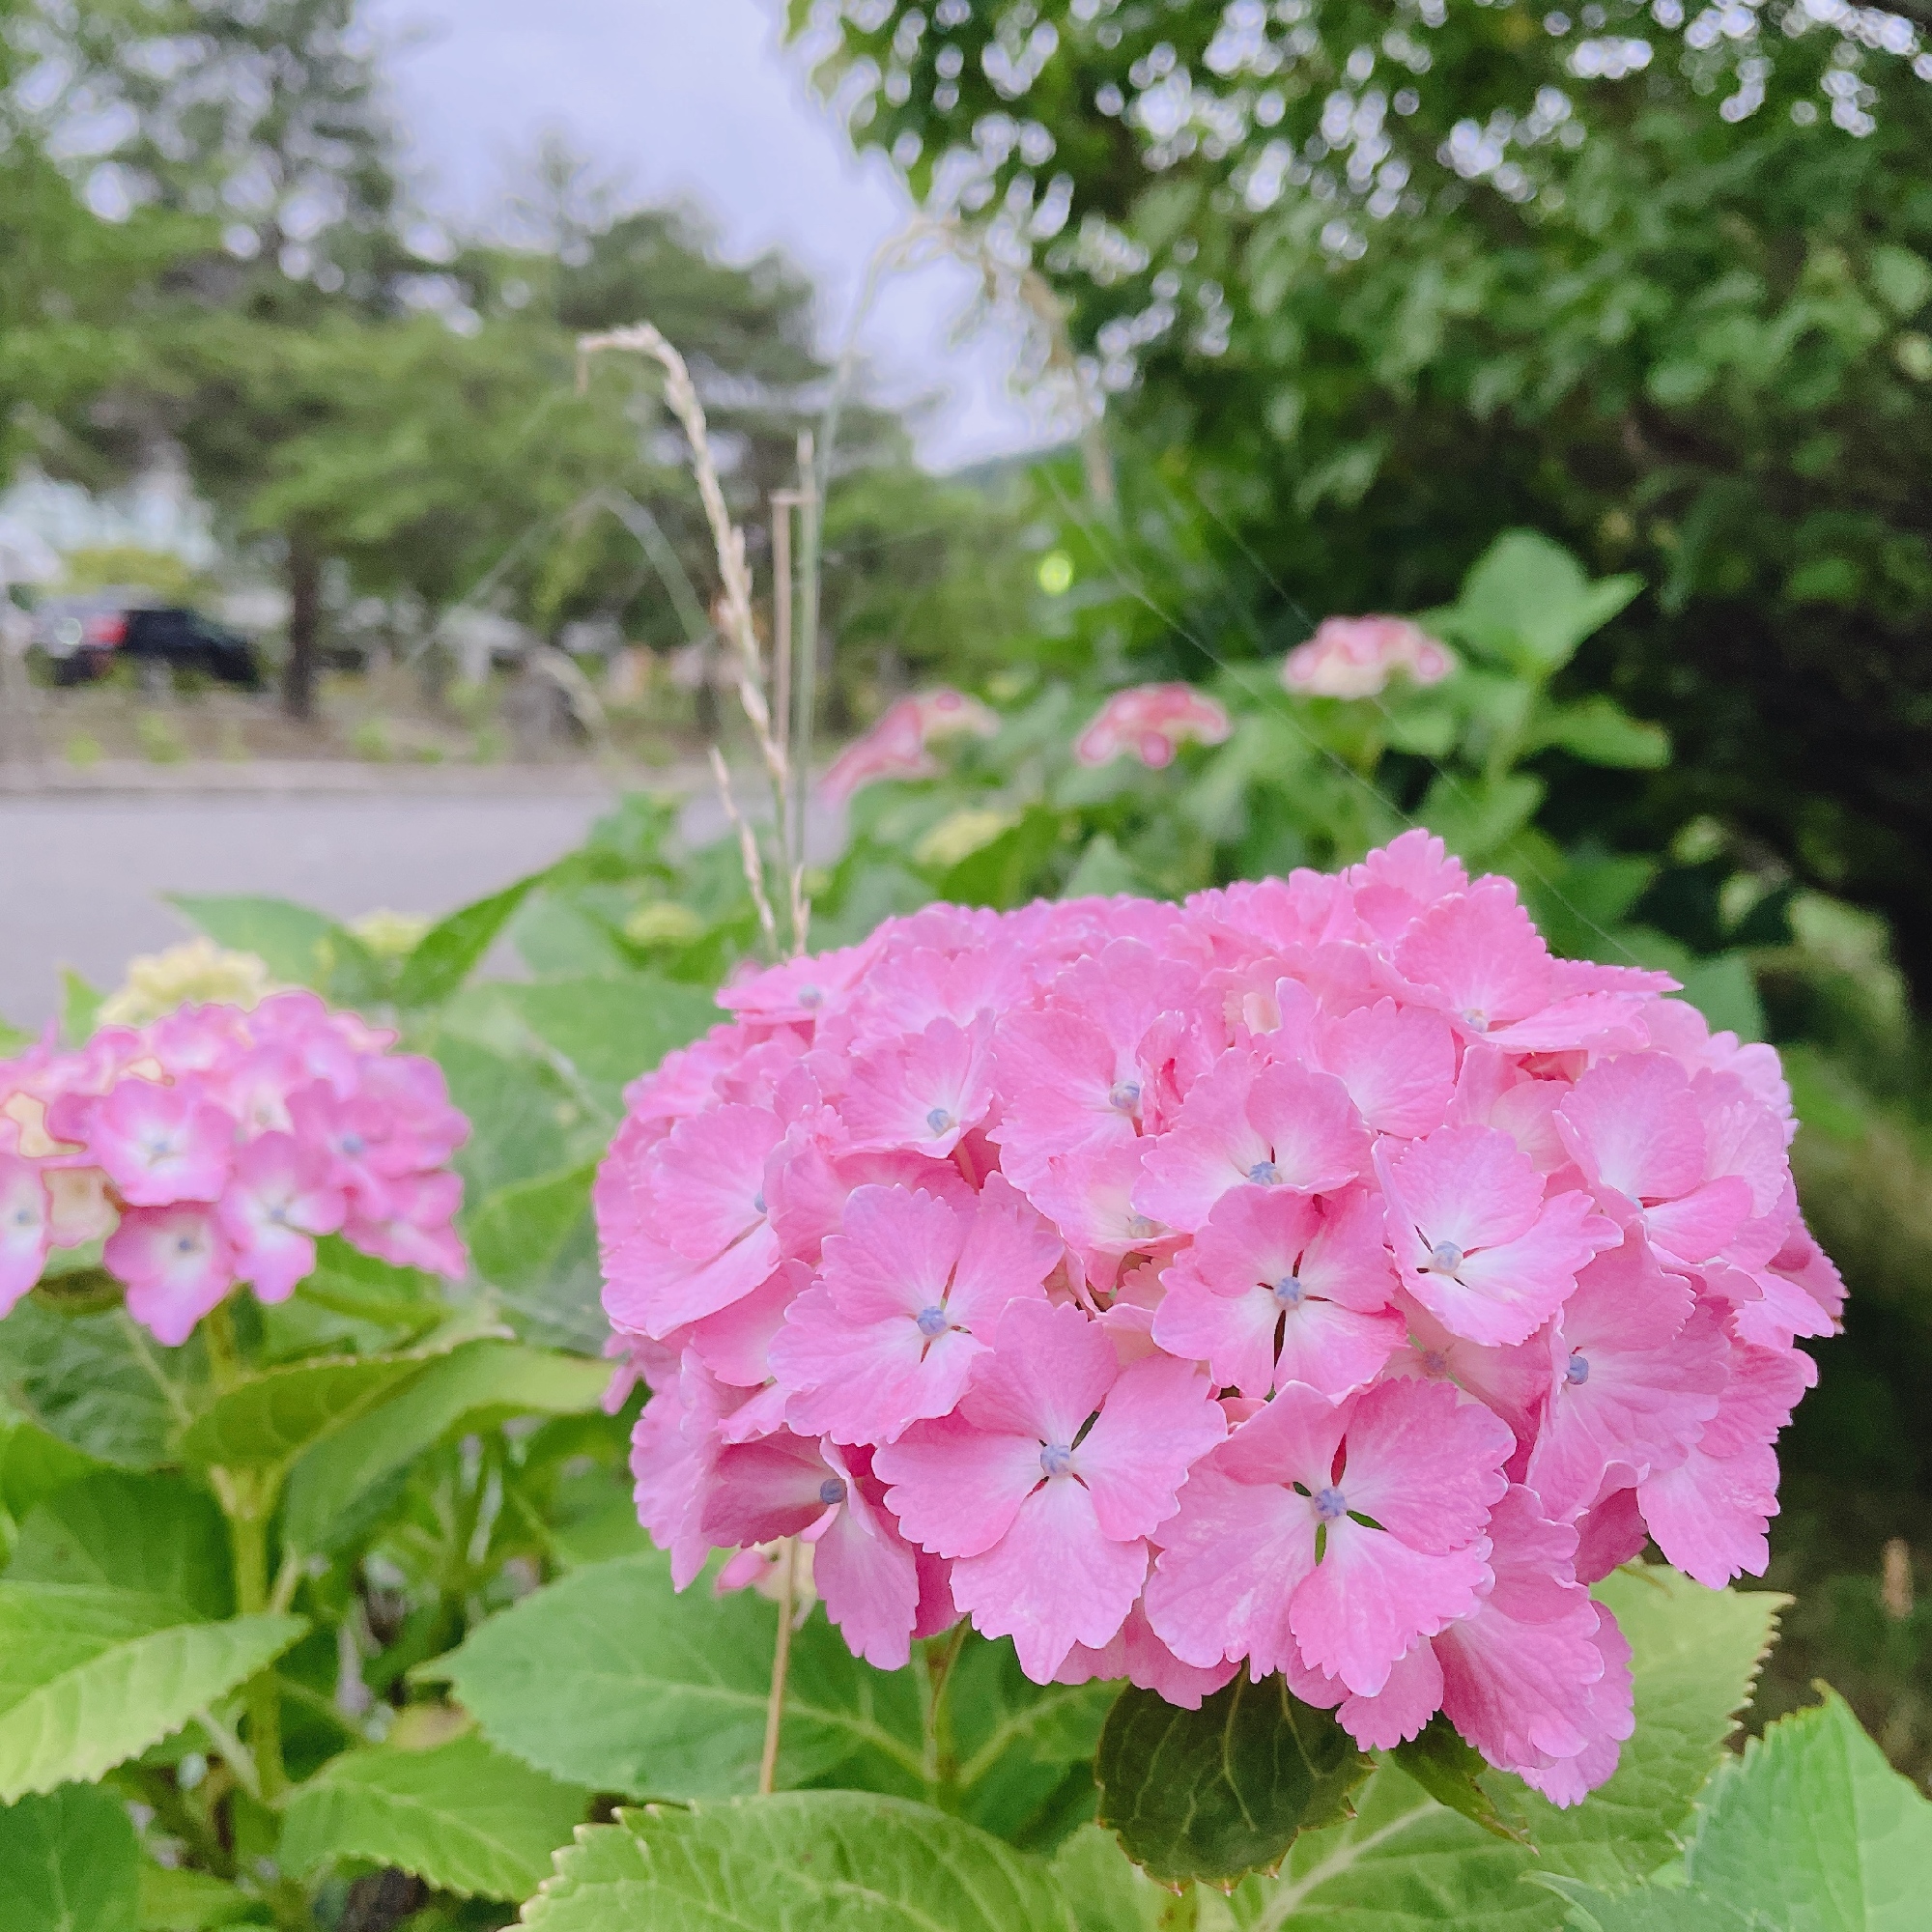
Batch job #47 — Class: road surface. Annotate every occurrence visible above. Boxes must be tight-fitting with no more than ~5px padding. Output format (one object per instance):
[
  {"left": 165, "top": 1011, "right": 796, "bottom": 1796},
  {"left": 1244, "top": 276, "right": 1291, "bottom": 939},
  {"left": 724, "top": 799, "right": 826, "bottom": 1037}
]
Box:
[{"left": 0, "top": 792, "right": 614, "bottom": 1029}]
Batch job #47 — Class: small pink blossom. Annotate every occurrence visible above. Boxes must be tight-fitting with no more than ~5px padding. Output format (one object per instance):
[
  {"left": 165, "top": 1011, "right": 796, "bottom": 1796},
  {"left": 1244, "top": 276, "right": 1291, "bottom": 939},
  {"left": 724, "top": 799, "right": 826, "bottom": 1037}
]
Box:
[
  {"left": 1145, "top": 1378, "right": 1510, "bottom": 1695},
  {"left": 1074, "top": 683, "right": 1232, "bottom": 770},
  {"left": 819, "top": 698, "right": 938, "bottom": 806},
  {"left": 1282, "top": 616, "right": 1456, "bottom": 700},
  {"left": 90, "top": 1078, "right": 235, "bottom": 1206},
  {"left": 105, "top": 1203, "right": 238, "bottom": 1347},
  {"left": 1378, "top": 1125, "right": 1619, "bottom": 1347},
  {"left": 1151, "top": 1188, "right": 1402, "bottom": 1399},
  {"left": 0, "top": 1154, "right": 49, "bottom": 1316},
  {"left": 217, "top": 1132, "right": 348, "bottom": 1305},
  {"left": 1135, "top": 1050, "right": 1368, "bottom": 1235},
  {"left": 773, "top": 1179, "right": 1059, "bottom": 1445},
  {"left": 876, "top": 1297, "right": 1224, "bottom": 1682}
]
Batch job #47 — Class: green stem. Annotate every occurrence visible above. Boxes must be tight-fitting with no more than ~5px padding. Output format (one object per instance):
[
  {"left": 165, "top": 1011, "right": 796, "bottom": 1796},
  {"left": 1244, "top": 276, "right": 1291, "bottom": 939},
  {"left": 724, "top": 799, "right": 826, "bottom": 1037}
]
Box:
[
  {"left": 203, "top": 1300, "right": 242, "bottom": 1391},
  {"left": 922, "top": 1621, "right": 972, "bottom": 1809},
  {"left": 227, "top": 1474, "right": 288, "bottom": 1802}
]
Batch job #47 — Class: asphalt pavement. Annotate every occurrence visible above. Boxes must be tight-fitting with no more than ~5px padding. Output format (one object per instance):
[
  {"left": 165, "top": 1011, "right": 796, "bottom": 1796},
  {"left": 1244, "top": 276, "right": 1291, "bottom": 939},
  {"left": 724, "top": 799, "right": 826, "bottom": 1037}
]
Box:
[{"left": 0, "top": 790, "right": 615, "bottom": 1029}]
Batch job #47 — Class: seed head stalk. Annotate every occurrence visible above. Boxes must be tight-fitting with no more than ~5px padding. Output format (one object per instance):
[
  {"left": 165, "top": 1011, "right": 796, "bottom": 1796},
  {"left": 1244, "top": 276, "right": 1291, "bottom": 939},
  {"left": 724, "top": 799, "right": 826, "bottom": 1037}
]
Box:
[{"left": 577, "top": 324, "right": 809, "bottom": 957}]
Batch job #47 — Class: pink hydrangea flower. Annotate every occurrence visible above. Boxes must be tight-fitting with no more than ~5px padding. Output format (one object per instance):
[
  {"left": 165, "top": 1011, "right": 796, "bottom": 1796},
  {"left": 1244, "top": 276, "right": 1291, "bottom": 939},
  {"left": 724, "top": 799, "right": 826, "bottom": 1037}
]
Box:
[
  {"left": 773, "top": 1179, "right": 1060, "bottom": 1445},
  {"left": 1151, "top": 1188, "right": 1403, "bottom": 1399},
  {"left": 1134, "top": 1050, "right": 1368, "bottom": 1235},
  {"left": 1377, "top": 1126, "right": 1619, "bottom": 1347},
  {"left": 819, "top": 698, "right": 937, "bottom": 806},
  {"left": 876, "top": 1298, "right": 1224, "bottom": 1681},
  {"left": 1145, "top": 1378, "right": 1511, "bottom": 1695},
  {"left": 594, "top": 836, "right": 1833, "bottom": 1795},
  {"left": 703, "top": 1431, "right": 949, "bottom": 1669},
  {"left": 89, "top": 1078, "right": 235, "bottom": 1207},
  {"left": 0, "top": 997, "right": 468, "bottom": 1347},
  {"left": 1282, "top": 616, "right": 1456, "bottom": 699},
  {"left": 217, "top": 1131, "right": 347, "bottom": 1305},
  {"left": 1073, "top": 683, "right": 1232, "bottom": 770},
  {"left": 0, "top": 1154, "right": 50, "bottom": 1316},
  {"left": 105, "top": 1203, "right": 238, "bottom": 1347}
]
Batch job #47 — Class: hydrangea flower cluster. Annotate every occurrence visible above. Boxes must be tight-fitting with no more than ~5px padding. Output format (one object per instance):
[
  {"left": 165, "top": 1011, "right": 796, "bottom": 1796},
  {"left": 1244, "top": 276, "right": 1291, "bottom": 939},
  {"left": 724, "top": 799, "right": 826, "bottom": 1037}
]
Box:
[
  {"left": 596, "top": 833, "right": 1837, "bottom": 1802},
  {"left": 1073, "top": 683, "right": 1232, "bottom": 769},
  {"left": 820, "top": 688, "right": 999, "bottom": 805},
  {"left": 1283, "top": 616, "right": 1457, "bottom": 698},
  {"left": 0, "top": 993, "right": 468, "bottom": 1345}
]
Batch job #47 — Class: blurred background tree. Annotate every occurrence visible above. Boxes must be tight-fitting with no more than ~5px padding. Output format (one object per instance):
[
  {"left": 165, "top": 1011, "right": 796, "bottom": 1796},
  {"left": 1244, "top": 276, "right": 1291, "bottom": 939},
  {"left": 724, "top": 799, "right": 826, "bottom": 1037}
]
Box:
[
  {"left": 788, "top": 0, "right": 1932, "bottom": 1770},
  {"left": 0, "top": 5, "right": 1025, "bottom": 721}
]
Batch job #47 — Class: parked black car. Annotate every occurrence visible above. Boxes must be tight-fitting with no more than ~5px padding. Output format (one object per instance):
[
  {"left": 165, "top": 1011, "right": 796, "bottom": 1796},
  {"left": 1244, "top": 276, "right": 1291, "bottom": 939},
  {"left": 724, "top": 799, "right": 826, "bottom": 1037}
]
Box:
[{"left": 44, "top": 604, "right": 261, "bottom": 689}]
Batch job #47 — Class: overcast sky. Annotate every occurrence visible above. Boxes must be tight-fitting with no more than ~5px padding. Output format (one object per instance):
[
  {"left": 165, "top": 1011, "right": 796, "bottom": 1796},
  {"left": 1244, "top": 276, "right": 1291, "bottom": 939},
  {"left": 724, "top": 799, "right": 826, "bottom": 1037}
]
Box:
[{"left": 361, "top": 0, "right": 1043, "bottom": 470}]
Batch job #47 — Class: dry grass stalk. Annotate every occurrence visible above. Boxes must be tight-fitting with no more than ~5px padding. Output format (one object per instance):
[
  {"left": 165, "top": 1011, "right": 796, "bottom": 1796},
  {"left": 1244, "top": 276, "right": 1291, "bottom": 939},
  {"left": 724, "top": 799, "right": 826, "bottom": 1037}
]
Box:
[
  {"left": 579, "top": 323, "right": 809, "bottom": 956},
  {"left": 707, "top": 745, "right": 780, "bottom": 954}
]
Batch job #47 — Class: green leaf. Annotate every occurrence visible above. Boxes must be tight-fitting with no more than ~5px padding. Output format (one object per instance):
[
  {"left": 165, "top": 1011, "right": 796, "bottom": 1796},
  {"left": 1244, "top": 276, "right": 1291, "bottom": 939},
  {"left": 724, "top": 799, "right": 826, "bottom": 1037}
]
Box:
[
  {"left": 940, "top": 805, "right": 1065, "bottom": 910},
  {"left": 0, "top": 1585, "right": 304, "bottom": 1800},
  {"left": 8, "top": 1471, "right": 233, "bottom": 1617},
  {"left": 467, "top": 1162, "right": 598, "bottom": 1294},
  {"left": 282, "top": 1340, "right": 610, "bottom": 1553},
  {"left": 1677, "top": 1687, "right": 1931, "bottom": 1928},
  {"left": 1391, "top": 1718, "right": 1528, "bottom": 1843},
  {"left": 1530, "top": 696, "right": 1671, "bottom": 770},
  {"left": 1868, "top": 244, "right": 1932, "bottom": 320},
  {"left": 59, "top": 970, "right": 103, "bottom": 1048},
  {"left": 1094, "top": 1673, "right": 1371, "bottom": 1889},
  {"left": 0, "top": 1303, "right": 200, "bottom": 1470},
  {"left": 1673, "top": 954, "right": 1765, "bottom": 1043},
  {"left": 0, "top": 1419, "right": 104, "bottom": 1524},
  {"left": 498, "top": 977, "right": 721, "bottom": 1112},
  {"left": 278, "top": 1732, "right": 588, "bottom": 1901},
  {"left": 176, "top": 1354, "right": 430, "bottom": 1473},
  {"left": 1419, "top": 772, "right": 1544, "bottom": 865},
  {"left": 1233, "top": 1567, "right": 1783, "bottom": 1929},
  {"left": 0, "top": 1782, "right": 140, "bottom": 1932},
  {"left": 163, "top": 895, "right": 379, "bottom": 998},
  {"left": 1442, "top": 531, "right": 1641, "bottom": 672},
  {"left": 945, "top": 1637, "right": 1117, "bottom": 1848},
  {"left": 520, "top": 1792, "right": 1077, "bottom": 1931},
  {"left": 1050, "top": 1824, "right": 1179, "bottom": 1932},
  {"left": 136, "top": 1863, "right": 270, "bottom": 1928},
  {"left": 393, "top": 873, "right": 549, "bottom": 1010},
  {"left": 440, "top": 1551, "right": 924, "bottom": 1800}
]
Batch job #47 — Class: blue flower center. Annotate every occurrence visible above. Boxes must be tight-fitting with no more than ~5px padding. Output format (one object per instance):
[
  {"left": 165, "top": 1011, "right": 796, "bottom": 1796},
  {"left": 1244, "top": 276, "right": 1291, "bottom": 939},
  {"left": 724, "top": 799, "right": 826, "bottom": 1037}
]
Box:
[
  {"left": 1248, "top": 1160, "right": 1283, "bottom": 1186},
  {"left": 1312, "top": 1485, "right": 1350, "bottom": 1521},
  {"left": 1566, "top": 1351, "right": 1591, "bottom": 1386},
  {"left": 915, "top": 1304, "right": 950, "bottom": 1339},
  {"left": 798, "top": 985, "right": 822, "bottom": 1009},
  {"left": 818, "top": 1477, "right": 847, "bottom": 1506},
  {"left": 175, "top": 1235, "right": 197, "bottom": 1255},
  {"left": 1428, "top": 1239, "right": 1464, "bottom": 1275},
  {"left": 1039, "top": 1442, "right": 1075, "bottom": 1480},
  {"left": 1272, "top": 1274, "right": 1304, "bottom": 1308},
  {"left": 752, "top": 1191, "right": 766, "bottom": 1216},
  {"left": 340, "top": 1132, "right": 365, "bottom": 1156},
  {"left": 1108, "top": 1078, "right": 1142, "bottom": 1114},
  {"left": 925, "top": 1106, "right": 953, "bottom": 1134},
  {"left": 1126, "top": 1214, "right": 1160, "bottom": 1241}
]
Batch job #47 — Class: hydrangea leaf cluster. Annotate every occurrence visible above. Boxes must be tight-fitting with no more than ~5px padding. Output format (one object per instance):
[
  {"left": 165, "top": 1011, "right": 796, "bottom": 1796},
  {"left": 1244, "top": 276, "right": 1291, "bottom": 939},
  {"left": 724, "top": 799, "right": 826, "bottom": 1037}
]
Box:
[
  {"left": 596, "top": 831, "right": 1838, "bottom": 1804},
  {"left": 0, "top": 993, "right": 469, "bottom": 1345}
]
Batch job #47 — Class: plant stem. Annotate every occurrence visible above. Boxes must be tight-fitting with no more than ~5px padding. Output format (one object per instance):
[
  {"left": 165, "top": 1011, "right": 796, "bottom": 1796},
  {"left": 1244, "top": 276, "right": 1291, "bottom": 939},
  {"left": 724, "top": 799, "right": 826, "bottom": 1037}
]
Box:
[
  {"left": 204, "top": 1299, "right": 242, "bottom": 1391},
  {"left": 923, "top": 1620, "right": 971, "bottom": 1808},
  {"left": 757, "top": 1538, "right": 798, "bottom": 1796},
  {"left": 227, "top": 1474, "right": 288, "bottom": 1802}
]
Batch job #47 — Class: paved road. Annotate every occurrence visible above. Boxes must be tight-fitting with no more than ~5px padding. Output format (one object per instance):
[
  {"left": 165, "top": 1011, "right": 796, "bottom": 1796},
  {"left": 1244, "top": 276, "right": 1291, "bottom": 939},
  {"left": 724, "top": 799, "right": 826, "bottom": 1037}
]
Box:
[{"left": 0, "top": 793, "right": 615, "bottom": 1029}]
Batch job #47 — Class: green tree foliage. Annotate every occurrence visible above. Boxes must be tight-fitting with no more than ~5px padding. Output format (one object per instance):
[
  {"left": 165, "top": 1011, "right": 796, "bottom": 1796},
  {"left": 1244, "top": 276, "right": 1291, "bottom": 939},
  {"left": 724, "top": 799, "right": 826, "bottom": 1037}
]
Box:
[{"left": 794, "top": 1, "right": 1932, "bottom": 995}]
